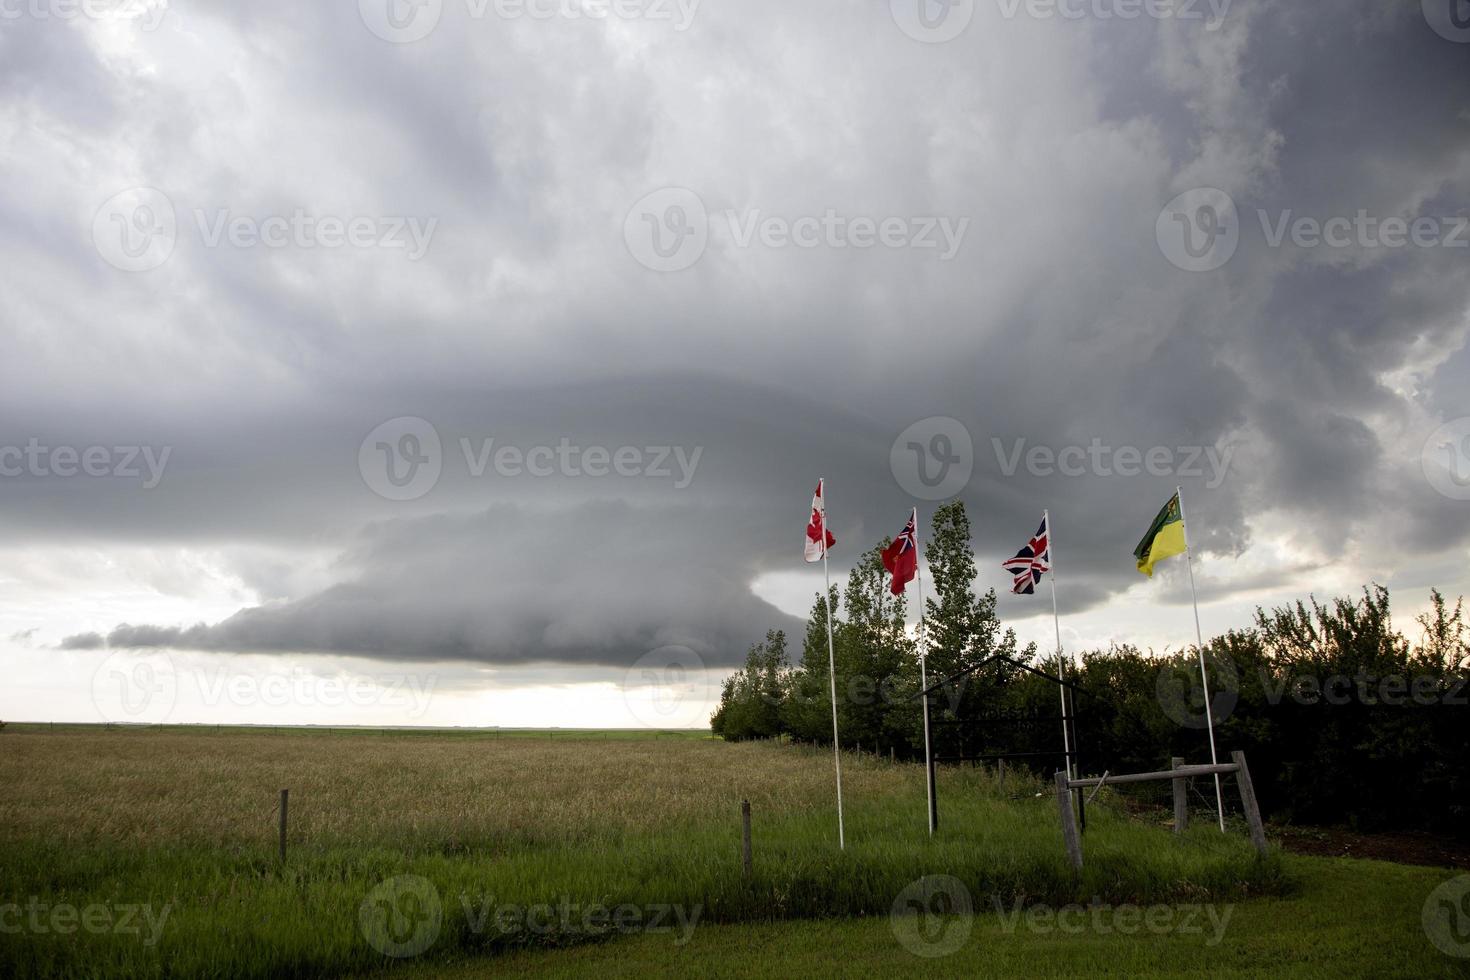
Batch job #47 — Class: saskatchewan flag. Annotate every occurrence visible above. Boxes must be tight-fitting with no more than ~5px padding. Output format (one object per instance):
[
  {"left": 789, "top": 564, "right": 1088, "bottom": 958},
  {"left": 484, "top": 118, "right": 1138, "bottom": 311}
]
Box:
[{"left": 1134, "top": 492, "right": 1187, "bottom": 577}]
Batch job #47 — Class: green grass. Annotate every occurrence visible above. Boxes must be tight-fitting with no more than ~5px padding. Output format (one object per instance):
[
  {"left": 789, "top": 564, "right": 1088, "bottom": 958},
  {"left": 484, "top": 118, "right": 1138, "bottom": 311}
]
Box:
[
  {"left": 0, "top": 728, "right": 1411, "bottom": 979},
  {"left": 367, "top": 857, "right": 1467, "bottom": 978}
]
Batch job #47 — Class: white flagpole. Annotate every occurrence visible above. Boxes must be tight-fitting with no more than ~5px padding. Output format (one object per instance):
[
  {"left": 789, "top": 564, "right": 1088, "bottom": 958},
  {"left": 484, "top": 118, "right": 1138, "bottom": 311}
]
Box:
[
  {"left": 1045, "top": 510, "right": 1072, "bottom": 781},
  {"left": 1177, "top": 485, "right": 1225, "bottom": 833},
  {"left": 915, "top": 508, "right": 935, "bottom": 835},
  {"left": 820, "top": 480, "right": 845, "bottom": 850}
]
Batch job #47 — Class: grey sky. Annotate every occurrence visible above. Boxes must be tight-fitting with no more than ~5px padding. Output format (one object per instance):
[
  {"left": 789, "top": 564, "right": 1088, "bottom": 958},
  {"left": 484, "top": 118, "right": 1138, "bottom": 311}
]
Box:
[{"left": 2, "top": 0, "right": 1468, "bottom": 722}]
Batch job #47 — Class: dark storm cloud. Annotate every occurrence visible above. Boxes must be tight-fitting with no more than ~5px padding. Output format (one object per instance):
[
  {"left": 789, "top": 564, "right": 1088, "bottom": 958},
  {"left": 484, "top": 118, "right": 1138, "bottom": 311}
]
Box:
[{"left": 9, "top": 0, "right": 1470, "bottom": 666}]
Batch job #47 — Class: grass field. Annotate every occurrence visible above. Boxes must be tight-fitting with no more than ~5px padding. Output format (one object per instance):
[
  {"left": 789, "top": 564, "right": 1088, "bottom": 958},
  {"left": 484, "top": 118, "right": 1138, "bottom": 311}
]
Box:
[{"left": 0, "top": 727, "right": 1462, "bottom": 978}]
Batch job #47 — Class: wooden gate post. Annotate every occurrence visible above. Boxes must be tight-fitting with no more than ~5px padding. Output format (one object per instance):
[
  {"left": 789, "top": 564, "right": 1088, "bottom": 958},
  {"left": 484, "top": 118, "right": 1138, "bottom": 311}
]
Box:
[
  {"left": 1055, "top": 771, "right": 1083, "bottom": 871},
  {"left": 1230, "top": 752, "right": 1269, "bottom": 856},
  {"left": 278, "top": 788, "right": 289, "bottom": 862},
  {"left": 740, "top": 799, "right": 752, "bottom": 878},
  {"left": 1172, "top": 758, "right": 1188, "bottom": 835}
]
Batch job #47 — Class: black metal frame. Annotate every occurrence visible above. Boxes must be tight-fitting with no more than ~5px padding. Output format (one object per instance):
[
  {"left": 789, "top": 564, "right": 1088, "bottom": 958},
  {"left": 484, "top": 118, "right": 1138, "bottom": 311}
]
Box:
[{"left": 912, "top": 653, "right": 1091, "bottom": 831}]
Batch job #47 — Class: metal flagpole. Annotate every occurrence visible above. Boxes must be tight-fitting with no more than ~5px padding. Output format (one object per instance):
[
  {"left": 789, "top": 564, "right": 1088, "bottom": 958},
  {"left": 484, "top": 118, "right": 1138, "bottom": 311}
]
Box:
[
  {"left": 820, "top": 480, "right": 845, "bottom": 850},
  {"left": 915, "top": 508, "right": 936, "bottom": 835},
  {"left": 1045, "top": 510, "right": 1071, "bottom": 778},
  {"left": 1177, "top": 485, "right": 1226, "bottom": 833},
  {"left": 1047, "top": 510, "right": 1083, "bottom": 831}
]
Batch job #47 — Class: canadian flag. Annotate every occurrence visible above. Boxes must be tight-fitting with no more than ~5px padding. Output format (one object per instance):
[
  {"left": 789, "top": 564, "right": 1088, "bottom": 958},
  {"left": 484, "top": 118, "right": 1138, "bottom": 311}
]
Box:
[
  {"left": 881, "top": 508, "right": 919, "bottom": 596},
  {"left": 804, "top": 479, "right": 836, "bottom": 563}
]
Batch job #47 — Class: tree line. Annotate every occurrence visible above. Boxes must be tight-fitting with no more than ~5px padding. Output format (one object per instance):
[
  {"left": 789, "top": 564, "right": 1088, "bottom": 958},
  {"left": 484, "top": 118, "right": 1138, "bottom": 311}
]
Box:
[{"left": 710, "top": 501, "right": 1469, "bottom": 835}]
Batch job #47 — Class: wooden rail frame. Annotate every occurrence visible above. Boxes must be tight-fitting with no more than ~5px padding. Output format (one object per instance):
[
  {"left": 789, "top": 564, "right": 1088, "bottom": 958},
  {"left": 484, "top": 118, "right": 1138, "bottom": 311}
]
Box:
[{"left": 1054, "top": 750, "right": 1268, "bottom": 870}]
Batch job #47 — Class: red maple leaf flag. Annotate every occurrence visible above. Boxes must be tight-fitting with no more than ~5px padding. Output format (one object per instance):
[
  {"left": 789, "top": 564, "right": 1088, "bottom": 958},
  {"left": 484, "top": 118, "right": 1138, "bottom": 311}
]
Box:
[
  {"left": 804, "top": 479, "right": 836, "bottom": 563},
  {"left": 881, "top": 508, "right": 919, "bottom": 596}
]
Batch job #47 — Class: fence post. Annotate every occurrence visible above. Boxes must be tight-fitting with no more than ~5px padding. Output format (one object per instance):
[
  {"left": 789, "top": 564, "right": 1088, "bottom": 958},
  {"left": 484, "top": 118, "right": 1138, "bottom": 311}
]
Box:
[
  {"left": 740, "top": 799, "right": 752, "bottom": 879},
  {"left": 279, "top": 789, "right": 289, "bottom": 862},
  {"left": 1230, "top": 751, "right": 1269, "bottom": 857},
  {"left": 1172, "top": 757, "right": 1188, "bottom": 835},
  {"left": 998, "top": 758, "right": 1006, "bottom": 789},
  {"left": 1055, "top": 771, "right": 1082, "bottom": 871}
]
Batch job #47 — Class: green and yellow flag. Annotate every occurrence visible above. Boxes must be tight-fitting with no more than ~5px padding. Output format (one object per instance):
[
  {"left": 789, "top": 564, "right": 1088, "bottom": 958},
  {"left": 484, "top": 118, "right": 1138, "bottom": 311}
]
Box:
[{"left": 1134, "top": 492, "right": 1187, "bottom": 577}]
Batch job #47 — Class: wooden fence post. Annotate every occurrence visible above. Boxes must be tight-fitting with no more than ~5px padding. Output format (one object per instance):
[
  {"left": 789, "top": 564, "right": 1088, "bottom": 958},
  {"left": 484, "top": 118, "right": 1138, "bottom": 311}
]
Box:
[
  {"left": 1055, "top": 771, "right": 1082, "bottom": 871},
  {"left": 1230, "top": 752, "right": 1268, "bottom": 857},
  {"left": 998, "top": 758, "right": 1006, "bottom": 789},
  {"left": 740, "top": 799, "right": 752, "bottom": 878},
  {"left": 1172, "top": 757, "right": 1188, "bottom": 835},
  {"left": 279, "top": 789, "right": 289, "bottom": 862}
]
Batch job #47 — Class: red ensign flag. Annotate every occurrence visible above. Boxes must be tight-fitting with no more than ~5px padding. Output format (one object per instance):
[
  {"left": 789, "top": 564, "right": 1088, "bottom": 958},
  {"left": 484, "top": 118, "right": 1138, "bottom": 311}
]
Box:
[{"left": 881, "top": 508, "right": 919, "bottom": 595}]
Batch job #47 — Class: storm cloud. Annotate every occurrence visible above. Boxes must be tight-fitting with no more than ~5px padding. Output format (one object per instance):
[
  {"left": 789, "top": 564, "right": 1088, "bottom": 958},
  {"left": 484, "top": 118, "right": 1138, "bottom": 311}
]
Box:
[{"left": 8, "top": 0, "right": 1470, "bottom": 676}]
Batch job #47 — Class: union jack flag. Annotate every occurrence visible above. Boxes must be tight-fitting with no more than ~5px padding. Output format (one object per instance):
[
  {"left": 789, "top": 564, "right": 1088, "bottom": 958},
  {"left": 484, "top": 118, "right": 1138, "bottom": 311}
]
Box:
[{"left": 1002, "top": 515, "right": 1050, "bottom": 595}]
